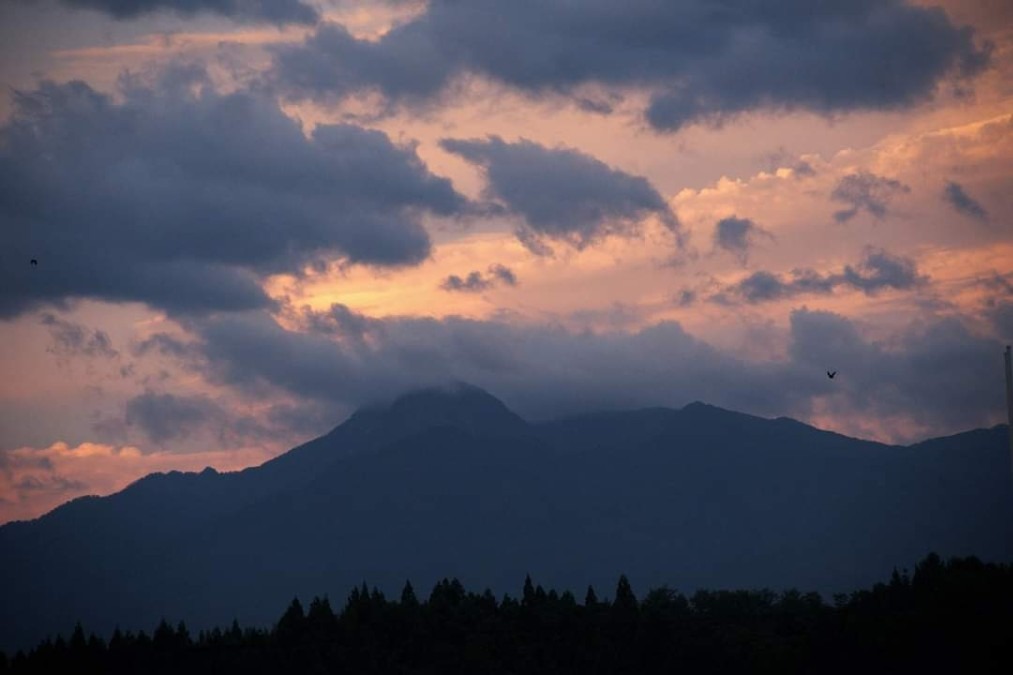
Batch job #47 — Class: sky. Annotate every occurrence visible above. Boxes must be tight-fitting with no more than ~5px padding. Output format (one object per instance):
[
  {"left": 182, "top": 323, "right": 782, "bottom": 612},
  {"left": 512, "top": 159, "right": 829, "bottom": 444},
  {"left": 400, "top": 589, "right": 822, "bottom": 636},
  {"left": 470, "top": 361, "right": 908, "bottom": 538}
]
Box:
[{"left": 1, "top": 0, "right": 1012, "bottom": 523}]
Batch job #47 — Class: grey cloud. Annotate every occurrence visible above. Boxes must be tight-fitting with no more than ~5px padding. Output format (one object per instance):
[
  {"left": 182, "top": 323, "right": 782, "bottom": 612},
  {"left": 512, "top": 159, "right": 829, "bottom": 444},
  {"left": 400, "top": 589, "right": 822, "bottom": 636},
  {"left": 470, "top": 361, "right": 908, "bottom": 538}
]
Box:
[
  {"left": 272, "top": 1, "right": 988, "bottom": 131},
  {"left": 174, "top": 309, "right": 806, "bottom": 420},
  {"left": 943, "top": 181, "right": 988, "bottom": 221},
  {"left": 489, "top": 264, "right": 518, "bottom": 286},
  {"left": 675, "top": 289, "right": 697, "bottom": 307},
  {"left": 134, "top": 333, "right": 203, "bottom": 361},
  {"left": 0, "top": 72, "right": 465, "bottom": 319},
  {"left": 788, "top": 308, "right": 1002, "bottom": 432},
  {"left": 831, "top": 172, "right": 911, "bottom": 223},
  {"left": 440, "top": 264, "right": 518, "bottom": 293},
  {"left": 40, "top": 313, "right": 118, "bottom": 359},
  {"left": 14, "top": 474, "right": 86, "bottom": 493},
  {"left": 440, "top": 136, "right": 679, "bottom": 254},
  {"left": 300, "top": 303, "right": 385, "bottom": 342},
  {"left": 713, "top": 216, "right": 772, "bottom": 264},
  {"left": 161, "top": 301, "right": 1004, "bottom": 439},
  {"left": 441, "top": 272, "right": 492, "bottom": 293},
  {"left": 980, "top": 273, "right": 1013, "bottom": 302},
  {"left": 720, "top": 248, "right": 925, "bottom": 304},
  {"left": 120, "top": 389, "right": 316, "bottom": 448},
  {"left": 59, "top": 0, "right": 317, "bottom": 24},
  {"left": 987, "top": 299, "right": 1013, "bottom": 342},
  {"left": 759, "top": 148, "right": 816, "bottom": 178},
  {"left": 125, "top": 391, "right": 222, "bottom": 444}
]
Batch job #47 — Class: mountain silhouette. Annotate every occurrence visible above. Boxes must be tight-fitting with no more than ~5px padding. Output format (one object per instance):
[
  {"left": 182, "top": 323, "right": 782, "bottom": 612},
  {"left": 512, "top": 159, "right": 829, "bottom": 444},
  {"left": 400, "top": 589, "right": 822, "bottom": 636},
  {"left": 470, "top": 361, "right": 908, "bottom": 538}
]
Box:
[{"left": 1, "top": 385, "right": 1011, "bottom": 651}]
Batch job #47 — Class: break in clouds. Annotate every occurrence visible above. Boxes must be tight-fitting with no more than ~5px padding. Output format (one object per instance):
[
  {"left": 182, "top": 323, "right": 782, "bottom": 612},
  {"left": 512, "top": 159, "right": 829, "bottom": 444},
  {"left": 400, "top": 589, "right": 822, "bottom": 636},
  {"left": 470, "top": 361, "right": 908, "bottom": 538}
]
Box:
[{"left": 273, "top": 0, "right": 989, "bottom": 130}]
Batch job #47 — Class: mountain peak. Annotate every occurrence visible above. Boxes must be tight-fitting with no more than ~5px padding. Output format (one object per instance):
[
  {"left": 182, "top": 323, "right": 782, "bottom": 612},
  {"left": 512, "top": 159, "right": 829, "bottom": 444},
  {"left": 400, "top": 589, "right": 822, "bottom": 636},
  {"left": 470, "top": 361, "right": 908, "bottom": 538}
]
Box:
[{"left": 362, "top": 382, "right": 528, "bottom": 438}]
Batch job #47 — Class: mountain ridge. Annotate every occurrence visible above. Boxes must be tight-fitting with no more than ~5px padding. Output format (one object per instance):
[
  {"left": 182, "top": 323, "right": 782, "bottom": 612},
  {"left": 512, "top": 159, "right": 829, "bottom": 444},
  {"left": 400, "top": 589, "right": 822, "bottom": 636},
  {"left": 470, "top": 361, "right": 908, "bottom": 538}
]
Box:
[{"left": 2, "top": 384, "right": 1011, "bottom": 651}]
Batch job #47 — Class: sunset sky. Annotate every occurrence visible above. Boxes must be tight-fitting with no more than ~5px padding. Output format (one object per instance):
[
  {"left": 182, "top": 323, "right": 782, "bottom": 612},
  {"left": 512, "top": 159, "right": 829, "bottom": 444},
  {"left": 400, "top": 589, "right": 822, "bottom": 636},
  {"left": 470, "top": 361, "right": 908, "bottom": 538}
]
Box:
[{"left": 1, "top": 0, "right": 1012, "bottom": 523}]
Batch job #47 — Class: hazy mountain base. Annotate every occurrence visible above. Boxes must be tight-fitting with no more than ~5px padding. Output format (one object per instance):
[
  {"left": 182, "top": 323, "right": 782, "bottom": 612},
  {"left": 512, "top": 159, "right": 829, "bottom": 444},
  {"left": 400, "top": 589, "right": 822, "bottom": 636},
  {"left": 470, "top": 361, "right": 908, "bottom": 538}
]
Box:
[
  {"left": 2, "top": 385, "right": 1012, "bottom": 651},
  {"left": 2, "top": 554, "right": 1010, "bottom": 675}
]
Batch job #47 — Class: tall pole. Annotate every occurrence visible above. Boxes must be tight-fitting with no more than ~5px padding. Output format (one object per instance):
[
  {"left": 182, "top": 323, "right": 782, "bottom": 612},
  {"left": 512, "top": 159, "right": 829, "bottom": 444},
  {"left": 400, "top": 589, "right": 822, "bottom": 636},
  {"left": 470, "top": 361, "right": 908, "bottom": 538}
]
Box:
[{"left": 1005, "top": 346, "right": 1013, "bottom": 481}]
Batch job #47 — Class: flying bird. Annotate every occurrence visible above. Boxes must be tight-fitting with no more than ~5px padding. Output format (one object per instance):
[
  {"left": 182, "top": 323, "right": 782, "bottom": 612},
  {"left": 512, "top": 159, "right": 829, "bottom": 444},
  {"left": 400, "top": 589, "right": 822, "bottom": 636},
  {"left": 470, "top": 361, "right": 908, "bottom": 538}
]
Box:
[
  {"left": 30, "top": 259, "right": 38, "bottom": 266},
  {"left": 827, "top": 370, "right": 837, "bottom": 379}
]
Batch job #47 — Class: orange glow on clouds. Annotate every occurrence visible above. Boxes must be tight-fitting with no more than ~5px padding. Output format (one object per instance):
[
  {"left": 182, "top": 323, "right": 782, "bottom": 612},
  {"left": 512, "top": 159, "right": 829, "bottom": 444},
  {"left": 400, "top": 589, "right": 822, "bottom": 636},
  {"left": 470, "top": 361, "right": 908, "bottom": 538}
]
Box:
[{"left": 0, "top": 441, "right": 276, "bottom": 525}]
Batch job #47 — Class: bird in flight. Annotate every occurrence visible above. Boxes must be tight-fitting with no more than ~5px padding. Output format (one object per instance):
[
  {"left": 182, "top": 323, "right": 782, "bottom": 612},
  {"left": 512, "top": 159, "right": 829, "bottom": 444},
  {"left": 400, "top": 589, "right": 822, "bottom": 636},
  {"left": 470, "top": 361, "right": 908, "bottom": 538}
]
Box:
[
  {"left": 30, "top": 259, "right": 38, "bottom": 267},
  {"left": 827, "top": 370, "right": 837, "bottom": 379}
]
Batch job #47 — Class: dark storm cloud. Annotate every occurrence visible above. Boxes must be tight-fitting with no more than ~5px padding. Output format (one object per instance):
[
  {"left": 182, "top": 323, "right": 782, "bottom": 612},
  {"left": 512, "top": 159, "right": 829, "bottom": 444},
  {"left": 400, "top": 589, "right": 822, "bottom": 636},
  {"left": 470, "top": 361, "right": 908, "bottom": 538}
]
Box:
[
  {"left": 712, "top": 216, "right": 772, "bottom": 264},
  {"left": 57, "top": 0, "right": 317, "bottom": 24},
  {"left": 154, "top": 301, "right": 1004, "bottom": 438},
  {"left": 718, "top": 248, "right": 925, "bottom": 303},
  {"left": 0, "top": 70, "right": 465, "bottom": 319},
  {"left": 440, "top": 136, "right": 679, "bottom": 254},
  {"left": 943, "top": 181, "right": 989, "bottom": 221},
  {"left": 40, "top": 313, "right": 118, "bottom": 359},
  {"left": 831, "top": 172, "right": 911, "bottom": 223},
  {"left": 272, "top": 0, "right": 988, "bottom": 131},
  {"left": 125, "top": 391, "right": 222, "bottom": 444},
  {"left": 440, "top": 264, "right": 518, "bottom": 293}
]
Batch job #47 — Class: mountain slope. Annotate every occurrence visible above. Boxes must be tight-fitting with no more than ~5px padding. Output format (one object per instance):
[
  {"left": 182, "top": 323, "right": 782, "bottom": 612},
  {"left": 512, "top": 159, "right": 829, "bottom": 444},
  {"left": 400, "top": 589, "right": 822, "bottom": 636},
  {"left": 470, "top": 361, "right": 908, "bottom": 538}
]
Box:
[{"left": 1, "top": 387, "right": 1011, "bottom": 651}]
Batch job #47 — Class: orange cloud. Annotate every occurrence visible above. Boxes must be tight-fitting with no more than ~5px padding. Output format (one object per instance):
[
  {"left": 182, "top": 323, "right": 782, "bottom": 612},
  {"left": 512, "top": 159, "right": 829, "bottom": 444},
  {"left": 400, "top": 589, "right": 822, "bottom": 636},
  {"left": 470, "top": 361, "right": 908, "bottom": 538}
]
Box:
[{"left": 0, "top": 441, "right": 275, "bottom": 525}]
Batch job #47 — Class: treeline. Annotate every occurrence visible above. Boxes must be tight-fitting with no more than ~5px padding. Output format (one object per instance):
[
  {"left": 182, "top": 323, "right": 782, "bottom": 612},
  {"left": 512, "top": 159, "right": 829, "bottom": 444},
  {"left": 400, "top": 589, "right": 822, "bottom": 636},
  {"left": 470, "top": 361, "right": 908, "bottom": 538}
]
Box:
[{"left": 2, "top": 553, "right": 1011, "bottom": 674}]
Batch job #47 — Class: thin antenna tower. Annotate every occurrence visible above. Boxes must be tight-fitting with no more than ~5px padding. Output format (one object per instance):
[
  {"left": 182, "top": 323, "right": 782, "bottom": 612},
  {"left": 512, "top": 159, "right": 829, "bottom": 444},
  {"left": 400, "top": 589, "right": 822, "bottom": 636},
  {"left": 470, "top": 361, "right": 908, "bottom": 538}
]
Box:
[{"left": 1005, "top": 346, "right": 1013, "bottom": 481}]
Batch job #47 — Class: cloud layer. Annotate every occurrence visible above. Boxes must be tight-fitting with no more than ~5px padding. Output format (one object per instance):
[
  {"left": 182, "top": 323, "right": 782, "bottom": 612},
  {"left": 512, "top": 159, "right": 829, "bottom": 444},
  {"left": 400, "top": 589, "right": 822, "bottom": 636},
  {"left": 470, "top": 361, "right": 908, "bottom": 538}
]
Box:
[
  {"left": 0, "top": 68, "right": 465, "bottom": 319},
  {"left": 131, "top": 295, "right": 1005, "bottom": 443},
  {"left": 273, "top": 0, "right": 989, "bottom": 129}
]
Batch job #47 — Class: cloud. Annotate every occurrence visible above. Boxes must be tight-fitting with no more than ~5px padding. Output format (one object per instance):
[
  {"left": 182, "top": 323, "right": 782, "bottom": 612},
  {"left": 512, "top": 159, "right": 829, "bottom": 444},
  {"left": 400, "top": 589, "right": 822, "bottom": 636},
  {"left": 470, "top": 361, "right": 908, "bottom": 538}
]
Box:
[
  {"left": 788, "top": 308, "right": 1002, "bottom": 433},
  {"left": 440, "top": 136, "right": 679, "bottom": 254},
  {"left": 272, "top": 1, "right": 988, "bottom": 130},
  {"left": 716, "top": 248, "right": 926, "bottom": 304},
  {"left": 58, "top": 0, "right": 318, "bottom": 24},
  {"left": 40, "top": 313, "right": 118, "bottom": 360},
  {"left": 125, "top": 391, "right": 222, "bottom": 444},
  {"left": 831, "top": 172, "right": 911, "bottom": 223},
  {"left": 712, "top": 216, "right": 772, "bottom": 264},
  {"left": 0, "top": 441, "right": 273, "bottom": 524},
  {"left": 943, "top": 181, "right": 989, "bottom": 221},
  {"left": 136, "top": 284, "right": 1004, "bottom": 444},
  {"left": 440, "top": 264, "right": 518, "bottom": 293},
  {"left": 0, "top": 69, "right": 465, "bottom": 319},
  {"left": 441, "top": 272, "right": 492, "bottom": 293}
]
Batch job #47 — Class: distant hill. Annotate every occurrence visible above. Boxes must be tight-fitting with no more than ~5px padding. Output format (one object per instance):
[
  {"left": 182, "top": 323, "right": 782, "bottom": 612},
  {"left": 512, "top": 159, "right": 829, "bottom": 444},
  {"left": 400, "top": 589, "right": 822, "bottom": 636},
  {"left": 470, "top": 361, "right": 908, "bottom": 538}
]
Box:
[{"left": 2, "top": 384, "right": 1011, "bottom": 651}]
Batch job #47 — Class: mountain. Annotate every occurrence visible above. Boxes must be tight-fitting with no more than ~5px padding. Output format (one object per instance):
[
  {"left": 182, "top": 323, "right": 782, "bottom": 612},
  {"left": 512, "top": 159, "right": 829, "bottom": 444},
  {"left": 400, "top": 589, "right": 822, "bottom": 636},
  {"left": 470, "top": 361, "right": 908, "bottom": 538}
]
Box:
[{"left": 1, "top": 386, "right": 1012, "bottom": 651}]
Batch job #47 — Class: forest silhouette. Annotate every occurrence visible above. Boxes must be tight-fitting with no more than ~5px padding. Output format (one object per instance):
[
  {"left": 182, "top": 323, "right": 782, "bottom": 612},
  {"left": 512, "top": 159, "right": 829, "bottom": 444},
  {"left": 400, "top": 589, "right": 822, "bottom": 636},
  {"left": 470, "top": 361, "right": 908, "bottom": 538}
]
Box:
[{"left": 3, "top": 553, "right": 1010, "bottom": 674}]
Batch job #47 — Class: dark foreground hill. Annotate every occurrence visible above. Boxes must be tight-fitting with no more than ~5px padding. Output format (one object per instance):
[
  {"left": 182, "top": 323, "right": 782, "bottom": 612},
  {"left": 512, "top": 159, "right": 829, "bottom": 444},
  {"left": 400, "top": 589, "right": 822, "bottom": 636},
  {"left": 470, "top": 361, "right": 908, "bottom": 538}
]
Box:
[{"left": 1, "top": 384, "right": 1012, "bottom": 650}]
